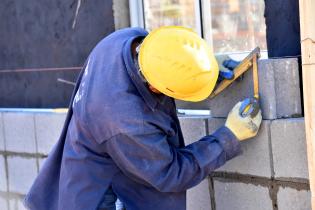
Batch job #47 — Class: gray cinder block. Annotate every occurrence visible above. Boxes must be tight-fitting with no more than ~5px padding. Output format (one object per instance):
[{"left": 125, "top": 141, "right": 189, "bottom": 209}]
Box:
[
  {"left": 214, "top": 180, "right": 273, "bottom": 210},
  {"left": 0, "top": 196, "right": 8, "bottom": 210},
  {"left": 176, "top": 58, "right": 302, "bottom": 120},
  {"left": 7, "top": 157, "right": 37, "bottom": 194},
  {"left": 35, "top": 113, "right": 66, "bottom": 155},
  {"left": 207, "top": 118, "right": 226, "bottom": 133},
  {"left": 3, "top": 113, "right": 36, "bottom": 153},
  {"left": 272, "top": 59, "right": 301, "bottom": 118},
  {"left": 187, "top": 179, "right": 212, "bottom": 210},
  {"left": 0, "top": 155, "right": 7, "bottom": 191},
  {"left": 277, "top": 187, "right": 311, "bottom": 210},
  {"left": 0, "top": 113, "right": 5, "bottom": 151},
  {"left": 208, "top": 118, "right": 272, "bottom": 177},
  {"left": 9, "top": 198, "right": 27, "bottom": 210},
  {"left": 271, "top": 118, "right": 309, "bottom": 179},
  {"left": 178, "top": 117, "right": 207, "bottom": 145}
]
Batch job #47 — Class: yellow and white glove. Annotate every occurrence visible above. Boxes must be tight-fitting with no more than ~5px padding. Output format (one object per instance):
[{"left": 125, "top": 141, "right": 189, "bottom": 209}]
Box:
[{"left": 225, "top": 100, "right": 262, "bottom": 141}]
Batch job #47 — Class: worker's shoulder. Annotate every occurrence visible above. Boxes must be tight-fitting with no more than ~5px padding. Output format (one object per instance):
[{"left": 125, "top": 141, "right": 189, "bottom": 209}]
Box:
[
  {"left": 89, "top": 27, "right": 147, "bottom": 58},
  {"left": 99, "top": 27, "right": 148, "bottom": 44},
  {"left": 113, "top": 27, "right": 148, "bottom": 36}
]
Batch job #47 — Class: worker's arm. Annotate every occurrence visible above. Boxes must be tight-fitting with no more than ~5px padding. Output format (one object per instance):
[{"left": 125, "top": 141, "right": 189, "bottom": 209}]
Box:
[{"left": 103, "top": 125, "right": 240, "bottom": 193}]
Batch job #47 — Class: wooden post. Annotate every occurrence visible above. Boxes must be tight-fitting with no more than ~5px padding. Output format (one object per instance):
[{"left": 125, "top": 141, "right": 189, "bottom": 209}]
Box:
[{"left": 299, "top": 0, "right": 315, "bottom": 209}]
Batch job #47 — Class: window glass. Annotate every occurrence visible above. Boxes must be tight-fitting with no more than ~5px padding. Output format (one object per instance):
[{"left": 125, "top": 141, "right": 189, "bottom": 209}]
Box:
[
  {"left": 209, "top": 0, "right": 266, "bottom": 53},
  {"left": 143, "top": 0, "right": 198, "bottom": 32}
]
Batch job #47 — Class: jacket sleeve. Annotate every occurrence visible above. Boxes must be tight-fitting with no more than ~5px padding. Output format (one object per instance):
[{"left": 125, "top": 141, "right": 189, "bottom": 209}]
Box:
[{"left": 103, "top": 126, "right": 241, "bottom": 193}]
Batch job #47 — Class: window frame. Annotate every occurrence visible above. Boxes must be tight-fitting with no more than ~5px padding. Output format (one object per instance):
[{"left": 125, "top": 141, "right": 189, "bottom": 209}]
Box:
[
  {"left": 129, "top": 0, "right": 268, "bottom": 59},
  {"left": 129, "top": 0, "right": 145, "bottom": 28},
  {"left": 129, "top": 0, "right": 203, "bottom": 36}
]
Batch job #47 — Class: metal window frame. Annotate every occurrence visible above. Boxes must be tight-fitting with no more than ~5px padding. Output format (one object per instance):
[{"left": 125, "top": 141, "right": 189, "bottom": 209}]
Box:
[
  {"left": 201, "top": 0, "right": 268, "bottom": 58},
  {"left": 200, "top": 0, "right": 213, "bottom": 46},
  {"left": 129, "top": 0, "right": 268, "bottom": 59},
  {"left": 129, "top": 0, "right": 203, "bottom": 36},
  {"left": 129, "top": 0, "right": 145, "bottom": 28}
]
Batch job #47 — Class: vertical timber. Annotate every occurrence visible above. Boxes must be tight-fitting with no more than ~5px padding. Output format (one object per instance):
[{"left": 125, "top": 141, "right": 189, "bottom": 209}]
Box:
[{"left": 299, "top": 0, "right": 315, "bottom": 209}]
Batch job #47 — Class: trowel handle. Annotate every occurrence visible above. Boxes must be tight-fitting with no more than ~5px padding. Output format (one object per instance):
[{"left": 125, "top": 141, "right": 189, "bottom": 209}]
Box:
[{"left": 239, "top": 97, "right": 260, "bottom": 118}]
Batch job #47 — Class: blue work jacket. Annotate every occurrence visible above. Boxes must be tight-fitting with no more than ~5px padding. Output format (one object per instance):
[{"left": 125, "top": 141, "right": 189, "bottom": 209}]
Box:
[{"left": 24, "top": 28, "right": 241, "bottom": 210}]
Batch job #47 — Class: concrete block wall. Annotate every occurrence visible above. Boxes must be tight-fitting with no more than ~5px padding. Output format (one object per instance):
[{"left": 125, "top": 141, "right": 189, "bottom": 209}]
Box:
[
  {"left": 213, "top": 181, "right": 273, "bottom": 210},
  {"left": 179, "top": 116, "right": 310, "bottom": 210},
  {"left": 178, "top": 58, "right": 309, "bottom": 210},
  {"left": 0, "top": 111, "right": 66, "bottom": 210},
  {"left": 0, "top": 114, "right": 309, "bottom": 210}
]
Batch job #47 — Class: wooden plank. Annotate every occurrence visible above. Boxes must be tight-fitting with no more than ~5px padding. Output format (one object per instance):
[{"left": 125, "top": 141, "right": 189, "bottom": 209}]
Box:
[
  {"left": 252, "top": 55, "right": 259, "bottom": 98},
  {"left": 299, "top": 0, "right": 315, "bottom": 209},
  {"left": 301, "top": 39, "right": 315, "bottom": 65},
  {"left": 299, "top": 0, "right": 315, "bottom": 41},
  {"left": 302, "top": 65, "right": 315, "bottom": 209}
]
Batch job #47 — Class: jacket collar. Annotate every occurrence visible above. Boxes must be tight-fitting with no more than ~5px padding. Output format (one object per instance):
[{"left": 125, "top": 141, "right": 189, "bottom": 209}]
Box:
[{"left": 123, "top": 36, "right": 160, "bottom": 111}]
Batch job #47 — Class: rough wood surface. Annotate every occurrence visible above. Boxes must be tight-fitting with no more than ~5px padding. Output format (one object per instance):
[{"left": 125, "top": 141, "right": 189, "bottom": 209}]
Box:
[{"left": 299, "top": 0, "right": 315, "bottom": 208}]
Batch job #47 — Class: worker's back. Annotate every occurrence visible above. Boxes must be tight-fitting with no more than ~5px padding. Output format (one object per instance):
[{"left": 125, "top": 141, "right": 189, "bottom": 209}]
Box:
[
  {"left": 24, "top": 27, "right": 184, "bottom": 210},
  {"left": 24, "top": 27, "right": 242, "bottom": 210}
]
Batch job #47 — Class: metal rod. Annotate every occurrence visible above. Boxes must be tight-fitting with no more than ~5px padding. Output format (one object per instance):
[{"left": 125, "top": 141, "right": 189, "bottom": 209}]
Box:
[
  {"left": 57, "top": 78, "right": 76, "bottom": 86},
  {"left": 0, "top": 66, "right": 81, "bottom": 73}
]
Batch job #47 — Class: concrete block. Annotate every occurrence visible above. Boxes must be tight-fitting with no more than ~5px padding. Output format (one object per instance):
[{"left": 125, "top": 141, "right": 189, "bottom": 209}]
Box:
[
  {"left": 273, "top": 59, "right": 301, "bottom": 118},
  {"left": 9, "top": 197, "right": 27, "bottom": 210},
  {"left": 0, "top": 155, "right": 7, "bottom": 191},
  {"left": 176, "top": 58, "right": 302, "bottom": 120},
  {"left": 277, "top": 187, "right": 311, "bottom": 210},
  {"left": 0, "top": 196, "right": 8, "bottom": 210},
  {"left": 214, "top": 180, "right": 273, "bottom": 210},
  {"left": 271, "top": 118, "right": 309, "bottom": 179},
  {"left": 0, "top": 113, "right": 5, "bottom": 151},
  {"left": 7, "top": 157, "right": 37, "bottom": 194},
  {"left": 3, "top": 113, "right": 36, "bottom": 153},
  {"left": 178, "top": 117, "right": 207, "bottom": 145},
  {"left": 206, "top": 118, "right": 226, "bottom": 133},
  {"left": 35, "top": 113, "right": 66, "bottom": 155},
  {"left": 208, "top": 118, "right": 272, "bottom": 177},
  {"left": 187, "top": 179, "right": 212, "bottom": 210}
]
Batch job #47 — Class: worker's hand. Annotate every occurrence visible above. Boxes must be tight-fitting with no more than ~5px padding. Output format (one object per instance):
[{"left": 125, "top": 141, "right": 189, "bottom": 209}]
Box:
[
  {"left": 225, "top": 100, "right": 262, "bottom": 141},
  {"left": 215, "top": 55, "right": 240, "bottom": 82}
]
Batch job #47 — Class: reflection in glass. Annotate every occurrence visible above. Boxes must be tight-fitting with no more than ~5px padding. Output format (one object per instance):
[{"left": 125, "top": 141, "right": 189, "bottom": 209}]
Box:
[
  {"left": 142, "top": 0, "right": 267, "bottom": 53},
  {"left": 210, "top": 0, "right": 266, "bottom": 53},
  {"left": 143, "top": 0, "right": 198, "bottom": 32}
]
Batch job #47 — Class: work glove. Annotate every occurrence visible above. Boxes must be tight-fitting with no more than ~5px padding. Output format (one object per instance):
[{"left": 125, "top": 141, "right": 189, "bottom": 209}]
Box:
[
  {"left": 215, "top": 54, "right": 240, "bottom": 82},
  {"left": 225, "top": 99, "right": 262, "bottom": 141}
]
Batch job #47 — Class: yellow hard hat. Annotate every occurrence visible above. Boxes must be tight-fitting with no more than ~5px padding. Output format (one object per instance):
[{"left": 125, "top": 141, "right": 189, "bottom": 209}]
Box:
[{"left": 138, "top": 26, "right": 219, "bottom": 102}]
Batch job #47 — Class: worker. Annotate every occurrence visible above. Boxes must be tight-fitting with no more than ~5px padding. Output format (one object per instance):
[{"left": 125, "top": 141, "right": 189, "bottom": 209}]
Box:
[{"left": 24, "top": 26, "right": 262, "bottom": 210}]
